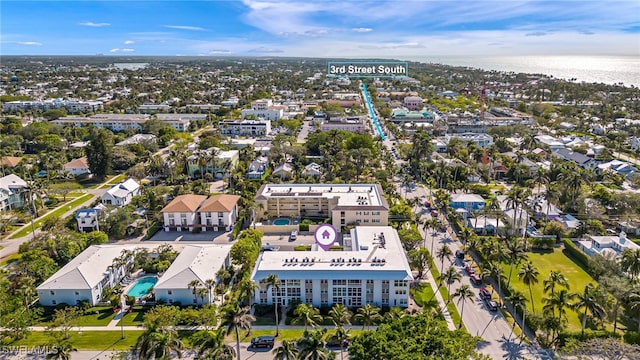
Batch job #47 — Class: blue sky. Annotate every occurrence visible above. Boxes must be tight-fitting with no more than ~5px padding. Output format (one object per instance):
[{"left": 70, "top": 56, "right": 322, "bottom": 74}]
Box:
[{"left": 1, "top": 0, "right": 639, "bottom": 57}]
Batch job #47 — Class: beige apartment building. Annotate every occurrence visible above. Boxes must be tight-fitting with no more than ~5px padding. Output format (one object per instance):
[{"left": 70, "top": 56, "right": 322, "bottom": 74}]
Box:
[{"left": 254, "top": 183, "right": 388, "bottom": 230}]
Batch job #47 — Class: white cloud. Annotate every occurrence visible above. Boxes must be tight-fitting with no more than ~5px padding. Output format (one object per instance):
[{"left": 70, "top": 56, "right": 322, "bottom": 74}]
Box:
[
  {"left": 109, "top": 48, "right": 135, "bottom": 53},
  {"left": 164, "top": 25, "right": 206, "bottom": 31},
  {"left": 352, "top": 28, "right": 373, "bottom": 33},
  {"left": 248, "top": 46, "right": 283, "bottom": 53},
  {"left": 80, "top": 22, "right": 110, "bottom": 27},
  {"left": 123, "top": 40, "right": 135, "bottom": 45},
  {"left": 17, "top": 41, "right": 42, "bottom": 46}
]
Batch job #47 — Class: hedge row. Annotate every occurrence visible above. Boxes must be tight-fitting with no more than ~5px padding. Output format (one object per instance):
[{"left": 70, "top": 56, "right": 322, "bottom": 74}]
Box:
[{"left": 563, "top": 238, "right": 591, "bottom": 270}]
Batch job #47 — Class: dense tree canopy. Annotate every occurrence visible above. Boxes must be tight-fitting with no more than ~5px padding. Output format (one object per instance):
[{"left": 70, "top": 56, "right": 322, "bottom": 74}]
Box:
[
  {"left": 348, "top": 312, "right": 484, "bottom": 360},
  {"left": 85, "top": 127, "right": 114, "bottom": 180}
]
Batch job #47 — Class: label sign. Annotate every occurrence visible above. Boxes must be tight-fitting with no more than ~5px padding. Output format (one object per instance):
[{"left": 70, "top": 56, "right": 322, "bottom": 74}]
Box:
[
  {"left": 314, "top": 224, "right": 338, "bottom": 251},
  {"left": 327, "top": 61, "right": 408, "bottom": 78}
]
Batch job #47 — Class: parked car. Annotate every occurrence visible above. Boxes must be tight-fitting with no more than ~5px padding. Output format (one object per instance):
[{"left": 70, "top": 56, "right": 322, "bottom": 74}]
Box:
[
  {"left": 290, "top": 230, "right": 298, "bottom": 240},
  {"left": 479, "top": 288, "right": 491, "bottom": 300},
  {"left": 251, "top": 336, "right": 275, "bottom": 348},
  {"left": 455, "top": 250, "right": 465, "bottom": 259},
  {"left": 485, "top": 299, "right": 499, "bottom": 311},
  {"left": 464, "top": 264, "right": 475, "bottom": 275},
  {"left": 424, "top": 201, "right": 431, "bottom": 208},
  {"left": 430, "top": 209, "right": 439, "bottom": 217},
  {"left": 470, "top": 273, "right": 482, "bottom": 285}
]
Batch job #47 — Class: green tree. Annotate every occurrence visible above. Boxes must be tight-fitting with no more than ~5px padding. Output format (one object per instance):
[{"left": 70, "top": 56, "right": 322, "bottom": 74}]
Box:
[
  {"left": 45, "top": 339, "right": 77, "bottom": 360},
  {"left": 518, "top": 261, "right": 540, "bottom": 314},
  {"left": 134, "top": 322, "right": 184, "bottom": 360},
  {"left": 328, "top": 303, "right": 352, "bottom": 327},
  {"left": 453, "top": 284, "right": 475, "bottom": 326},
  {"left": 621, "top": 248, "right": 640, "bottom": 281},
  {"left": 439, "top": 266, "right": 462, "bottom": 304},
  {"left": 84, "top": 127, "right": 114, "bottom": 180},
  {"left": 272, "top": 339, "right": 299, "bottom": 360},
  {"left": 262, "top": 274, "right": 282, "bottom": 336},
  {"left": 297, "top": 329, "right": 330, "bottom": 360},
  {"left": 221, "top": 304, "right": 255, "bottom": 360},
  {"left": 436, "top": 244, "right": 453, "bottom": 273},
  {"left": 192, "top": 328, "right": 235, "bottom": 360},
  {"left": 574, "top": 284, "right": 606, "bottom": 336},
  {"left": 292, "top": 303, "right": 323, "bottom": 331},
  {"left": 506, "top": 290, "right": 528, "bottom": 341},
  {"left": 354, "top": 304, "right": 382, "bottom": 330},
  {"left": 331, "top": 326, "right": 351, "bottom": 360}
]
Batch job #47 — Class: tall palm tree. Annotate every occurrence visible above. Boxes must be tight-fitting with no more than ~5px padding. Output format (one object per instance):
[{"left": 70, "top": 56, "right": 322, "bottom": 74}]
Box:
[
  {"left": 292, "top": 303, "right": 322, "bottom": 331},
  {"left": 272, "top": 339, "right": 299, "bottom": 360},
  {"left": 627, "top": 292, "right": 640, "bottom": 332},
  {"left": 331, "top": 326, "right": 351, "bottom": 360},
  {"left": 518, "top": 261, "right": 540, "bottom": 313},
  {"left": 204, "top": 279, "right": 216, "bottom": 306},
  {"left": 481, "top": 262, "right": 504, "bottom": 305},
  {"left": 297, "top": 329, "right": 330, "bottom": 360},
  {"left": 543, "top": 270, "right": 569, "bottom": 300},
  {"left": 558, "top": 169, "right": 585, "bottom": 209},
  {"left": 45, "top": 340, "right": 77, "bottom": 360},
  {"left": 263, "top": 274, "right": 282, "bottom": 336},
  {"left": 189, "top": 280, "right": 202, "bottom": 305},
  {"left": 506, "top": 290, "right": 528, "bottom": 341},
  {"left": 486, "top": 193, "right": 501, "bottom": 236},
  {"left": 134, "top": 323, "right": 184, "bottom": 360},
  {"left": 237, "top": 276, "right": 258, "bottom": 307},
  {"left": 453, "top": 284, "right": 475, "bottom": 326},
  {"left": 436, "top": 244, "right": 453, "bottom": 273},
  {"left": 193, "top": 328, "right": 235, "bottom": 360},
  {"left": 621, "top": 248, "right": 640, "bottom": 281},
  {"left": 543, "top": 289, "right": 577, "bottom": 325},
  {"left": 221, "top": 304, "right": 255, "bottom": 360},
  {"left": 574, "top": 284, "right": 606, "bottom": 336},
  {"left": 354, "top": 304, "right": 382, "bottom": 330},
  {"left": 439, "top": 266, "right": 462, "bottom": 304},
  {"left": 197, "top": 288, "right": 208, "bottom": 306},
  {"left": 328, "top": 303, "right": 352, "bottom": 326},
  {"left": 504, "top": 237, "right": 527, "bottom": 287}
]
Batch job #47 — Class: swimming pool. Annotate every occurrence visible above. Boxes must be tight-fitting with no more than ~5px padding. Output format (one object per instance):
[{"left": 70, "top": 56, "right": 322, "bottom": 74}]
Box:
[
  {"left": 127, "top": 277, "right": 158, "bottom": 298},
  {"left": 273, "top": 218, "right": 291, "bottom": 226}
]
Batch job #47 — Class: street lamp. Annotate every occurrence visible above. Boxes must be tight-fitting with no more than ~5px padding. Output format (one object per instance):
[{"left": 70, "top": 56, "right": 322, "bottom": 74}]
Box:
[{"left": 120, "top": 296, "right": 125, "bottom": 339}]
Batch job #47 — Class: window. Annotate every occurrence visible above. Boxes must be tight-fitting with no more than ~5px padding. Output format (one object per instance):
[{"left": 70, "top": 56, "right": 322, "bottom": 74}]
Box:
[
  {"left": 52, "top": 300, "right": 57, "bottom": 305},
  {"left": 333, "top": 280, "right": 346, "bottom": 285},
  {"left": 75, "top": 291, "right": 79, "bottom": 296},
  {"left": 366, "top": 280, "right": 374, "bottom": 285},
  {"left": 395, "top": 290, "right": 407, "bottom": 295},
  {"left": 218, "top": 212, "right": 224, "bottom": 218},
  {"left": 372, "top": 211, "right": 380, "bottom": 215},
  {"left": 50, "top": 291, "right": 55, "bottom": 296},
  {"left": 394, "top": 280, "right": 408, "bottom": 287}
]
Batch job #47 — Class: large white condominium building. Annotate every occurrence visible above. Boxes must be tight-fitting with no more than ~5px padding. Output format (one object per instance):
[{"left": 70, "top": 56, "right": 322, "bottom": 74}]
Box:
[
  {"left": 251, "top": 226, "right": 413, "bottom": 308},
  {"left": 254, "top": 183, "right": 389, "bottom": 230}
]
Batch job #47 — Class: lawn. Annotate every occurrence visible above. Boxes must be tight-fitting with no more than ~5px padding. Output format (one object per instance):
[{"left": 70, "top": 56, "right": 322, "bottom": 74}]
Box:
[
  {"left": 11, "top": 331, "right": 143, "bottom": 350},
  {"left": 117, "top": 308, "right": 147, "bottom": 327},
  {"left": 428, "top": 263, "right": 464, "bottom": 330},
  {"left": 501, "top": 248, "right": 596, "bottom": 332},
  {"left": 10, "top": 194, "right": 93, "bottom": 239},
  {"left": 236, "top": 328, "right": 364, "bottom": 342},
  {"left": 0, "top": 252, "right": 21, "bottom": 266},
  {"left": 35, "top": 306, "right": 117, "bottom": 327}
]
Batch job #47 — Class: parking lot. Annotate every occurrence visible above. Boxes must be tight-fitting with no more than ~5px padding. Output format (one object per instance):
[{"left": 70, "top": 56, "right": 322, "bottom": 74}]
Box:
[{"left": 260, "top": 231, "right": 324, "bottom": 251}]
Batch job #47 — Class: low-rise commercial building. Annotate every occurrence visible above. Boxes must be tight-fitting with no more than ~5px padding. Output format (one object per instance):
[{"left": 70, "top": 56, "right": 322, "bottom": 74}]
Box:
[
  {"left": 320, "top": 116, "right": 369, "bottom": 134},
  {"left": 220, "top": 119, "right": 272, "bottom": 137}
]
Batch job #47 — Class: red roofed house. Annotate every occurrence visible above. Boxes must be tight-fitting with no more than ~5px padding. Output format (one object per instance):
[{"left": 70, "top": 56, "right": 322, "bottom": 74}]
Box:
[
  {"left": 198, "top": 194, "right": 241, "bottom": 231},
  {"left": 161, "top": 194, "right": 208, "bottom": 232}
]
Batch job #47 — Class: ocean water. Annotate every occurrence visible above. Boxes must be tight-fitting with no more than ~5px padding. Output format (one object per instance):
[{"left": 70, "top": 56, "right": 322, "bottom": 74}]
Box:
[{"left": 405, "top": 55, "right": 640, "bottom": 87}]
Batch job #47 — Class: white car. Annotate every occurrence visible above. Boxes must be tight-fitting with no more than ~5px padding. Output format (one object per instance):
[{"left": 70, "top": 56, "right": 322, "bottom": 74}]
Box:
[{"left": 290, "top": 230, "right": 298, "bottom": 240}]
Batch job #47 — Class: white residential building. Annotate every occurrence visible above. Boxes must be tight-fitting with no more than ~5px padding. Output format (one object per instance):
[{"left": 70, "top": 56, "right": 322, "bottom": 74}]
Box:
[
  {"left": 251, "top": 226, "right": 413, "bottom": 308},
  {"left": 579, "top": 232, "right": 640, "bottom": 258},
  {"left": 76, "top": 204, "right": 107, "bottom": 233},
  {"left": 255, "top": 184, "right": 389, "bottom": 230},
  {"left": 443, "top": 133, "right": 494, "bottom": 148},
  {"left": 52, "top": 114, "right": 192, "bottom": 132},
  {"left": 241, "top": 99, "right": 283, "bottom": 121},
  {"left": 3, "top": 99, "right": 103, "bottom": 113},
  {"left": 36, "top": 245, "right": 136, "bottom": 306},
  {"left": 101, "top": 178, "right": 141, "bottom": 207},
  {"left": 64, "top": 157, "right": 91, "bottom": 176},
  {"left": 187, "top": 148, "right": 240, "bottom": 179},
  {"left": 154, "top": 245, "right": 232, "bottom": 306},
  {"left": 161, "top": 194, "right": 208, "bottom": 232},
  {"left": 198, "top": 194, "right": 241, "bottom": 232},
  {"left": 115, "top": 134, "right": 157, "bottom": 146},
  {"left": 220, "top": 119, "right": 272, "bottom": 137},
  {"left": 0, "top": 174, "right": 28, "bottom": 211},
  {"left": 161, "top": 194, "right": 240, "bottom": 232},
  {"left": 403, "top": 96, "right": 423, "bottom": 111}
]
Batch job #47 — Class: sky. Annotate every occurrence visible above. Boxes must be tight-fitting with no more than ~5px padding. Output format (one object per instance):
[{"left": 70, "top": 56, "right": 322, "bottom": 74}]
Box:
[{"left": 1, "top": 0, "right": 639, "bottom": 58}]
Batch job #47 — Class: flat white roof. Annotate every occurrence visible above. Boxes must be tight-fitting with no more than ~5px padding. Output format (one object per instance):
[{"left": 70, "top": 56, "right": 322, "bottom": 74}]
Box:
[
  {"left": 256, "top": 183, "right": 387, "bottom": 209},
  {"left": 252, "top": 226, "right": 412, "bottom": 281},
  {"left": 154, "top": 245, "right": 231, "bottom": 290},
  {"left": 450, "top": 193, "right": 485, "bottom": 203}
]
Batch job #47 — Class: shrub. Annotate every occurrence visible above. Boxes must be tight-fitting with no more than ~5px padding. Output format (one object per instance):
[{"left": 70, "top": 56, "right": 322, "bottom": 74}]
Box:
[
  {"left": 530, "top": 237, "right": 555, "bottom": 250},
  {"left": 329, "top": 245, "right": 344, "bottom": 251},
  {"left": 294, "top": 245, "right": 312, "bottom": 251},
  {"left": 145, "top": 221, "right": 162, "bottom": 240},
  {"left": 563, "top": 239, "right": 591, "bottom": 272},
  {"left": 624, "top": 331, "right": 640, "bottom": 345},
  {"left": 299, "top": 223, "right": 309, "bottom": 232},
  {"left": 558, "top": 330, "right": 621, "bottom": 348}
]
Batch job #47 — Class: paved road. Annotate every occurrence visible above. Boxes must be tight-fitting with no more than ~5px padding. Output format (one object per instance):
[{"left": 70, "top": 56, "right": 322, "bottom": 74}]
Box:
[
  {"left": 614, "top": 151, "right": 640, "bottom": 166},
  {"left": 297, "top": 120, "right": 311, "bottom": 143},
  {"left": 402, "top": 185, "right": 550, "bottom": 359},
  {"left": 0, "top": 188, "right": 106, "bottom": 260}
]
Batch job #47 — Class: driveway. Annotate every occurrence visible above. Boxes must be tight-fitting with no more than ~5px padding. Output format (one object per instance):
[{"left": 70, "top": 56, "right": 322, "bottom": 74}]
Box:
[
  {"left": 297, "top": 120, "right": 311, "bottom": 143},
  {"left": 148, "top": 230, "right": 233, "bottom": 243}
]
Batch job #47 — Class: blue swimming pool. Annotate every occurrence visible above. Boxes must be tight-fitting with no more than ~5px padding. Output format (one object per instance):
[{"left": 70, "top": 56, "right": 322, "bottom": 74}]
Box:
[
  {"left": 127, "top": 277, "right": 158, "bottom": 298},
  {"left": 273, "top": 218, "right": 291, "bottom": 226}
]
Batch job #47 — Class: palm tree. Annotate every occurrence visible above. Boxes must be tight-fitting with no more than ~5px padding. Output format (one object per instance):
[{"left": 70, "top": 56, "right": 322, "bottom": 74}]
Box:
[
  {"left": 621, "top": 248, "right": 640, "bottom": 281},
  {"left": 204, "top": 279, "right": 216, "bottom": 305},
  {"left": 504, "top": 237, "right": 527, "bottom": 287},
  {"left": 453, "top": 284, "right": 475, "bottom": 326},
  {"left": 189, "top": 280, "right": 202, "bottom": 305},
  {"left": 574, "top": 284, "right": 606, "bottom": 336},
  {"left": 263, "top": 274, "right": 282, "bottom": 336},
  {"left": 486, "top": 193, "right": 501, "bottom": 236},
  {"left": 558, "top": 169, "right": 585, "bottom": 209},
  {"left": 328, "top": 303, "right": 352, "bottom": 326},
  {"left": 439, "top": 266, "right": 462, "bottom": 304},
  {"left": 518, "top": 261, "right": 540, "bottom": 314},
  {"left": 134, "top": 323, "right": 184, "bottom": 360},
  {"left": 506, "top": 290, "right": 528, "bottom": 341},
  {"left": 627, "top": 292, "right": 640, "bottom": 332},
  {"left": 543, "top": 270, "right": 569, "bottom": 302},
  {"left": 272, "top": 339, "right": 299, "bottom": 360},
  {"left": 481, "top": 262, "right": 504, "bottom": 305},
  {"left": 331, "top": 326, "right": 351, "bottom": 360},
  {"left": 292, "top": 303, "right": 323, "bottom": 331},
  {"left": 354, "top": 304, "right": 382, "bottom": 330},
  {"left": 221, "top": 304, "right": 255, "bottom": 360},
  {"left": 436, "top": 244, "right": 453, "bottom": 273},
  {"left": 193, "top": 328, "right": 235, "bottom": 360},
  {"left": 543, "top": 289, "right": 577, "bottom": 325},
  {"left": 237, "top": 276, "right": 258, "bottom": 307},
  {"left": 45, "top": 340, "right": 77, "bottom": 360},
  {"left": 197, "top": 287, "right": 208, "bottom": 306},
  {"left": 297, "top": 329, "right": 330, "bottom": 360}
]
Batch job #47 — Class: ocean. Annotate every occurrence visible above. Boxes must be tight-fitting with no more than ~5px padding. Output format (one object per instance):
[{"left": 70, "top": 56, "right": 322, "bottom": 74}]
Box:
[{"left": 404, "top": 55, "right": 640, "bottom": 87}]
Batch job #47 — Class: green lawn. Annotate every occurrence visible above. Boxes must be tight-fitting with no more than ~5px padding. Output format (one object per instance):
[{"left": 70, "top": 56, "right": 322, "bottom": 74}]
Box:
[
  {"left": 411, "top": 282, "right": 437, "bottom": 307},
  {"left": 501, "top": 248, "right": 596, "bottom": 332},
  {"left": 10, "top": 194, "right": 93, "bottom": 239},
  {"left": 428, "top": 263, "right": 464, "bottom": 330},
  {"left": 117, "top": 309, "right": 147, "bottom": 327},
  {"left": 236, "top": 328, "right": 364, "bottom": 342},
  {"left": 35, "top": 306, "right": 117, "bottom": 327},
  {"left": 0, "top": 252, "right": 21, "bottom": 266},
  {"left": 11, "top": 331, "right": 143, "bottom": 350},
  {"left": 99, "top": 174, "right": 127, "bottom": 188}
]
